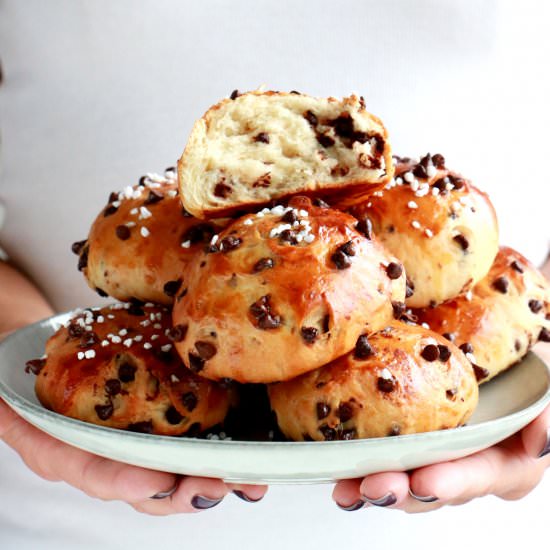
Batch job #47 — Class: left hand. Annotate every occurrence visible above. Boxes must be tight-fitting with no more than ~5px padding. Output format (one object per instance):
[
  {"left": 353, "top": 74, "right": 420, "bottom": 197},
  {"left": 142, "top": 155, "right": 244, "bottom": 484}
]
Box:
[{"left": 333, "top": 393, "right": 550, "bottom": 513}]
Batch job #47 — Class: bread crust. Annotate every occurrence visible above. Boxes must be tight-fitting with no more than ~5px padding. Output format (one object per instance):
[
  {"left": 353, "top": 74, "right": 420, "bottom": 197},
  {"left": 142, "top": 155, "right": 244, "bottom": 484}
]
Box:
[
  {"left": 172, "top": 196, "right": 406, "bottom": 383},
  {"left": 33, "top": 304, "right": 234, "bottom": 435},
  {"left": 416, "top": 246, "right": 550, "bottom": 384},
  {"left": 350, "top": 154, "right": 499, "bottom": 308},
  {"left": 268, "top": 321, "right": 479, "bottom": 441}
]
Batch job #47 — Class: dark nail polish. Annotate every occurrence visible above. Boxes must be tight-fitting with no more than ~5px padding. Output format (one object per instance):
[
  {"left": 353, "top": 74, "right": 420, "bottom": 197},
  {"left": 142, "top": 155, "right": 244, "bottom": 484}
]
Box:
[
  {"left": 538, "top": 428, "right": 550, "bottom": 458},
  {"left": 232, "top": 490, "right": 263, "bottom": 503},
  {"left": 191, "top": 495, "right": 224, "bottom": 510},
  {"left": 337, "top": 498, "right": 367, "bottom": 511},
  {"left": 408, "top": 488, "right": 439, "bottom": 503},
  {"left": 362, "top": 492, "right": 397, "bottom": 507},
  {"left": 149, "top": 482, "right": 179, "bottom": 500}
]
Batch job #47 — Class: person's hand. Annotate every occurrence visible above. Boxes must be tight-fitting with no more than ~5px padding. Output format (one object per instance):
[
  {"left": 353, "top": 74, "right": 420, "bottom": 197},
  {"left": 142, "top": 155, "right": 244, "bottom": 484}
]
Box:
[
  {"left": 0, "top": 398, "right": 267, "bottom": 515},
  {"left": 333, "top": 386, "right": 550, "bottom": 512}
]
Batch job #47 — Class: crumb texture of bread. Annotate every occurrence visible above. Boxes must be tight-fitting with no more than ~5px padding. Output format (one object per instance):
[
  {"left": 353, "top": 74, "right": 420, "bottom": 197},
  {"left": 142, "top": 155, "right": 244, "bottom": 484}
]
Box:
[{"left": 178, "top": 91, "right": 393, "bottom": 218}]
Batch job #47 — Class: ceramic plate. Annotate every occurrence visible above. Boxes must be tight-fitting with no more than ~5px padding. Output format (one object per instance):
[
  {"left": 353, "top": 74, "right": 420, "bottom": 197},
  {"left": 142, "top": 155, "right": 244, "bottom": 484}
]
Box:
[{"left": 1, "top": 312, "right": 549, "bottom": 484}]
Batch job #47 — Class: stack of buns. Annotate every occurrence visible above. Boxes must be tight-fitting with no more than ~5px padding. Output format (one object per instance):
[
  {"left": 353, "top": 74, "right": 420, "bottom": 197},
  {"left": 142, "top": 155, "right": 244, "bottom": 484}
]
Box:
[{"left": 27, "top": 90, "right": 550, "bottom": 441}]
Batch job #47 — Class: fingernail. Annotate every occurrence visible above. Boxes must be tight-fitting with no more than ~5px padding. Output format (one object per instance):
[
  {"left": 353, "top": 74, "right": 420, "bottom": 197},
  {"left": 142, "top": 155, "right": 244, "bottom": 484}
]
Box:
[
  {"left": 191, "top": 495, "right": 224, "bottom": 510},
  {"left": 149, "top": 480, "right": 179, "bottom": 500},
  {"left": 538, "top": 427, "right": 550, "bottom": 458},
  {"left": 337, "top": 498, "right": 368, "bottom": 511},
  {"left": 232, "top": 490, "right": 263, "bottom": 503},
  {"left": 362, "top": 492, "right": 397, "bottom": 507},
  {"left": 408, "top": 487, "right": 439, "bottom": 503}
]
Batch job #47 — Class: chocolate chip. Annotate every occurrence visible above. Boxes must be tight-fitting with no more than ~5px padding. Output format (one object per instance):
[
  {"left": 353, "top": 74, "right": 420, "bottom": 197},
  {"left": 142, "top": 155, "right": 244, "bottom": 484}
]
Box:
[
  {"left": 77, "top": 246, "right": 89, "bottom": 271},
  {"left": 446, "top": 388, "right": 457, "bottom": 400},
  {"left": 144, "top": 190, "right": 164, "bottom": 205},
  {"left": 188, "top": 353, "right": 205, "bottom": 373},
  {"left": 138, "top": 176, "right": 148, "bottom": 186},
  {"left": 182, "top": 223, "right": 215, "bottom": 245},
  {"left": 453, "top": 234, "right": 469, "bottom": 251},
  {"left": 220, "top": 236, "right": 242, "bottom": 252},
  {"left": 95, "top": 287, "right": 108, "bottom": 297},
  {"left": 79, "top": 332, "right": 98, "bottom": 348},
  {"left": 437, "top": 345, "right": 451, "bottom": 362},
  {"left": 459, "top": 342, "right": 474, "bottom": 354},
  {"left": 392, "top": 301, "right": 406, "bottom": 319},
  {"left": 252, "top": 173, "right": 272, "bottom": 188},
  {"left": 448, "top": 175, "right": 465, "bottom": 190},
  {"left": 337, "top": 402, "right": 354, "bottom": 422},
  {"left": 249, "top": 295, "right": 282, "bottom": 330},
  {"left": 214, "top": 182, "right": 233, "bottom": 198},
  {"left": 355, "top": 217, "right": 373, "bottom": 239},
  {"left": 115, "top": 225, "right": 131, "bottom": 241},
  {"left": 316, "top": 133, "right": 335, "bottom": 148},
  {"left": 304, "top": 110, "right": 318, "bottom": 126},
  {"left": 103, "top": 204, "right": 118, "bottom": 217},
  {"left": 319, "top": 425, "right": 336, "bottom": 441},
  {"left": 118, "top": 362, "right": 136, "bottom": 383},
  {"left": 413, "top": 164, "right": 428, "bottom": 179},
  {"left": 67, "top": 322, "right": 84, "bottom": 339},
  {"left": 341, "top": 428, "right": 357, "bottom": 440},
  {"left": 127, "top": 420, "right": 154, "bottom": 433},
  {"left": 421, "top": 344, "right": 440, "bottom": 362},
  {"left": 165, "top": 406, "right": 183, "bottom": 425},
  {"left": 515, "top": 339, "right": 522, "bottom": 352},
  {"left": 529, "top": 299, "right": 544, "bottom": 314},
  {"left": 279, "top": 229, "right": 298, "bottom": 245},
  {"left": 330, "top": 114, "right": 355, "bottom": 139},
  {"left": 472, "top": 363, "right": 490, "bottom": 382},
  {"left": 388, "top": 424, "right": 401, "bottom": 436},
  {"left": 25, "top": 358, "right": 46, "bottom": 375},
  {"left": 195, "top": 341, "right": 217, "bottom": 360},
  {"left": 105, "top": 379, "right": 122, "bottom": 396},
  {"left": 316, "top": 402, "right": 331, "bottom": 420},
  {"left": 253, "top": 257, "right": 274, "bottom": 272},
  {"left": 181, "top": 392, "right": 198, "bottom": 412},
  {"left": 71, "top": 239, "right": 87, "bottom": 255},
  {"left": 386, "top": 262, "right": 403, "bottom": 280},
  {"left": 108, "top": 191, "right": 118, "bottom": 202},
  {"left": 492, "top": 276, "right": 509, "bottom": 294},
  {"left": 281, "top": 210, "right": 298, "bottom": 224},
  {"left": 510, "top": 260, "right": 525, "bottom": 273},
  {"left": 95, "top": 402, "right": 114, "bottom": 421},
  {"left": 406, "top": 277, "right": 415, "bottom": 298},
  {"left": 331, "top": 249, "right": 352, "bottom": 270},
  {"left": 432, "top": 153, "right": 445, "bottom": 169},
  {"left": 230, "top": 89, "right": 240, "bottom": 100},
  {"left": 354, "top": 334, "right": 373, "bottom": 359},
  {"left": 539, "top": 327, "right": 550, "bottom": 343},
  {"left": 377, "top": 375, "right": 396, "bottom": 393},
  {"left": 254, "top": 132, "right": 270, "bottom": 144},
  {"left": 168, "top": 324, "right": 188, "bottom": 342},
  {"left": 340, "top": 240, "right": 356, "bottom": 257},
  {"left": 163, "top": 279, "right": 183, "bottom": 297},
  {"left": 301, "top": 326, "right": 318, "bottom": 344},
  {"left": 442, "top": 332, "right": 455, "bottom": 342}
]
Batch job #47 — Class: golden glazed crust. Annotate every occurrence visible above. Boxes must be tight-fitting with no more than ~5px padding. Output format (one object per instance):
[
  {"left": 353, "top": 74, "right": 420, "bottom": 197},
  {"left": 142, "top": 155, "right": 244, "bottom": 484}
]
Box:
[
  {"left": 178, "top": 90, "right": 393, "bottom": 219},
  {"left": 350, "top": 154, "right": 499, "bottom": 308},
  {"left": 74, "top": 173, "right": 229, "bottom": 305},
  {"left": 416, "top": 246, "right": 550, "bottom": 384},
  {"left": 172, "top": 196, "right": 407, "bottom": 383},
  {"left": 31, "top": 304, "right": 234, "bottom": 435},
  {"left": 268, "top": 321, "right": 479, "bottom": 441}
]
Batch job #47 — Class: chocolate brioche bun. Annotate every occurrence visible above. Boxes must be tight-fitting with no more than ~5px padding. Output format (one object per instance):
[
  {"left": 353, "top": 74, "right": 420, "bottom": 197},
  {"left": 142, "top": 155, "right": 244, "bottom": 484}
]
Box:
[
  {"left": 349, "top": 154, "right": 499, "bottom": 308},
  {"left": 30, "top": 304, "right": 234, "bottom": 435},
  {"left": 172, "top": 196, "right": 407, "bottom": 384},
  {"left": 178, "top": 90, "right": 393, "bottom": 219},
  {"left": 416, "top": 246, "right": 550, "bottom": 384},
  {"left": 72, "top": 170, "right": 229, "bottom": 305},
  {"left": 268, "top": 321, "right": 479, "bottom": 441}
]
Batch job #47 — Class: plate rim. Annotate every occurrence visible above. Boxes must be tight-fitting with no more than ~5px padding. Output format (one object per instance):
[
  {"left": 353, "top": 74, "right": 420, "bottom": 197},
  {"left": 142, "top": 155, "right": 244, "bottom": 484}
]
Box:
[{"left": 1, "top": 310, "right": 550, "bottom": 450}]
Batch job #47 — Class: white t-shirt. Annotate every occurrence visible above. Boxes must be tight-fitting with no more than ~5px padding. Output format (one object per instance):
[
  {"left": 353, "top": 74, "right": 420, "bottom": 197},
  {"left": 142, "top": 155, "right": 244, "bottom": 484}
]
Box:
[{"left": 0, "top": 1, "right": 549, "bottom": 549}]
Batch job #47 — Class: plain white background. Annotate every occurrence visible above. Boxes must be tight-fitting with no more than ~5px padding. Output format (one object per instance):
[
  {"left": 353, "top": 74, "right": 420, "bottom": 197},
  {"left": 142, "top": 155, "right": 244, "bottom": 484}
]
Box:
[{"left": 0, "top": 1, "right": 549, "bottom": 548}]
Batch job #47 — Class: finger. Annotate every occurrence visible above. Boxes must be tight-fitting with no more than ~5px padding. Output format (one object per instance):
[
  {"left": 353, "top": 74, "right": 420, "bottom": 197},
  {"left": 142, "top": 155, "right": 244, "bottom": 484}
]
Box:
[
  {"left": 521, "top": 403, "right": 550, "bottom": 460},
  {"left": 227, "top": 483, "right": 268, "bottom": 503},
  {"left": 332, "top": 478, "right": 364, "bottom": 510},
  {"left": 132, "top": 476, "right": 230, "bottom": 515},
  {"left": 409, "top": 434, "right": 544, "bottom": 505},
  {"left": 0, "top": 400, "right": 177, "bottom": 501},
  {"left": 358, "top": 471, "right": 411, "bottom": 507}
]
